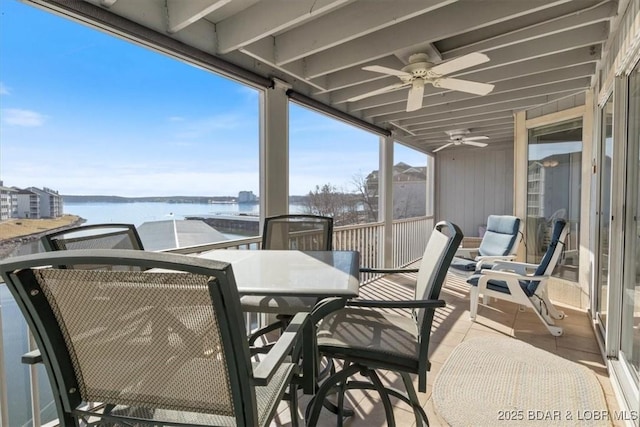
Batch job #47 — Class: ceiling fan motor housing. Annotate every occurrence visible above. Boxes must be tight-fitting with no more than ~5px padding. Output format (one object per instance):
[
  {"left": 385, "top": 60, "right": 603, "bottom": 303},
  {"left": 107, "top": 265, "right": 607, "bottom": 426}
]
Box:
[{"left": 446, "top": 129, "right": 471, "bottom": 141}]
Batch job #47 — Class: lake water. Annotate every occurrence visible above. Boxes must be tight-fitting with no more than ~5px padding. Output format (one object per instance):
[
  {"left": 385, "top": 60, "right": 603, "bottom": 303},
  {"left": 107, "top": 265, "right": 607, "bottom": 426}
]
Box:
[{"left": 63, "top": 201, "right": 262, "bottom": 226}]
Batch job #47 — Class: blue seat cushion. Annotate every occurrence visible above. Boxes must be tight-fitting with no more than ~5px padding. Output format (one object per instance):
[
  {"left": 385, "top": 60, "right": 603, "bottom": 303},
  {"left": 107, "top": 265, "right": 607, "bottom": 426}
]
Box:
[
  {"left": 467, "top": 274, "right": 534, "bottom": 296},
  {"left": 478, "top": 215, "right": 520, "bottom": 257}
]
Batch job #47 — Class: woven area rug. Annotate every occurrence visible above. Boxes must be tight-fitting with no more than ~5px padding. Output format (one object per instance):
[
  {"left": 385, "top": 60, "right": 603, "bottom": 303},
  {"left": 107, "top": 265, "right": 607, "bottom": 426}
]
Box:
[{"left": 432, "top": 337, "right": 610, "bottom": 426}]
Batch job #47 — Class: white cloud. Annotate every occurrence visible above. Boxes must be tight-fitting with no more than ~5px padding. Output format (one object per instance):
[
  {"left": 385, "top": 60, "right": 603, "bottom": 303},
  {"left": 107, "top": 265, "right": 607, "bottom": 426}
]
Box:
[
  {"left": 0, "top": 82, "right": 9, "bottom": 95},
  {"left": 2, "top": 108, "right": 47, "bottom": 126}
]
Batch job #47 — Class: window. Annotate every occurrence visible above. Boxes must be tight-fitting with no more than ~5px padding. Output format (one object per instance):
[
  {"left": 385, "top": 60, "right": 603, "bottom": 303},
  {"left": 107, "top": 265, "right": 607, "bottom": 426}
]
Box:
[
  {"left": 393, "top": 143, "right": 428, "bottom": 219},
  {"left": 0, "top": 1, "right": 261, "bottom": 254},
  {"left": 289, "top": 103, "right": 379, "bottom": 225}
]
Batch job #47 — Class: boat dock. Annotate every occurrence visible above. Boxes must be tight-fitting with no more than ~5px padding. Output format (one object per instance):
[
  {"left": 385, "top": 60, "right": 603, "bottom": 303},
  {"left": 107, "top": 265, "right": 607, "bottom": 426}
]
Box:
[{"left": 185, "top": 214, "right": 260, "bottom": 234}]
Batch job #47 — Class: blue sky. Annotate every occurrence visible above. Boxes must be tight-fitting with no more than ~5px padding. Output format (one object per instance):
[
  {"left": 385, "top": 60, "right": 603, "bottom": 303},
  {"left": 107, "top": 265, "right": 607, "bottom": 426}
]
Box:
[{"left": 0, "top": 0, "right": 425, "bottom": 197}]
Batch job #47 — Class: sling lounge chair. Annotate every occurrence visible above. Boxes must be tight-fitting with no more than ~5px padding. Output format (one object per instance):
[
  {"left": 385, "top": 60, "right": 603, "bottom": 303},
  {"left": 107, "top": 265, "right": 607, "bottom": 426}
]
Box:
[
  {"left": 467, "top": 219, "right": 569, "bottom": 336},
  {"left": 451, "top": 214, "right": 522, "bottom": 272}
]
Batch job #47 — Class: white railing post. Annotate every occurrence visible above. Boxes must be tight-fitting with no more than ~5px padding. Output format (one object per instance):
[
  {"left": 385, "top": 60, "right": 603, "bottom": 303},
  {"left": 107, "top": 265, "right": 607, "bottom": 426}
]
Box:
[{"left": 380, "top": 135, "right": 394, "bottom": 267}]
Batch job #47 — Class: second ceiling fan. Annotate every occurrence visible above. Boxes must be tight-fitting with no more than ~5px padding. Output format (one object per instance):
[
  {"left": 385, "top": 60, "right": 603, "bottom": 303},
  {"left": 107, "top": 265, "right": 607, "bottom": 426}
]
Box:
[
  {"left": 433, "top": 129, "right": 489, "bottom": 152},
  {"left": 349, "top": 52, "right": 495, "bottom": 112}
]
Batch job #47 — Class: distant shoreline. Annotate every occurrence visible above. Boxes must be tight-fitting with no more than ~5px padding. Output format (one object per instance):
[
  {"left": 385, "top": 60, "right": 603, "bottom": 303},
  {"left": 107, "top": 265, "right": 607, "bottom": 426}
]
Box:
[
  {"left": 62, "top": 195, "right": 309, "bottom": 204},
  {"left": 62, "top": 195, "right": 239, "bottom": 204}
]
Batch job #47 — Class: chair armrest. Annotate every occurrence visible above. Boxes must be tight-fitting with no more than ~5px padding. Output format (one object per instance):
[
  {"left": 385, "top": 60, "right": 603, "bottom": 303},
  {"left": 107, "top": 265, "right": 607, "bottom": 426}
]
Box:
[
  {"left": 359, "top": 267, "right": 419, "bottom": 274},
  {"left": 491, "top": 261, "right": 538, "bottom": 275},
  {"left": 310, "top": 297, "right": 347, "bottom": 324},
  {"left": 479, "top": 269, "right": 548, "bottom": 282},
  {"left": 347, "top": 299, "right": 446, "bottom": 309},
  {"left": 476, "top": 255, "right": 516, "bottom": 262},
  {"left": 477, "top": 269, "right": 550, "bottom": 302},
  {"left": 253, "top": 311, "right": 309, "bottom": 386},
  {"left": 22, "top": 350, "right": 42, "bottom": 365}
]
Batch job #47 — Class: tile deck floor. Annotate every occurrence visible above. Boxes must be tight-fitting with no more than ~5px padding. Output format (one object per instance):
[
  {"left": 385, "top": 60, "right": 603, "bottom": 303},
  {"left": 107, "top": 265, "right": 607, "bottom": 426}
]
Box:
[{"left": 268, "top": 270, "right": 625, "bottom": 426}]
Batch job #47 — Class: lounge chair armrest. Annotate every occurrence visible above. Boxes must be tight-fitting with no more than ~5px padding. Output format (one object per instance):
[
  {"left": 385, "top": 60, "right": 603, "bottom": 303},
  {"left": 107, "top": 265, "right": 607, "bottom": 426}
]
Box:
[
  {"left": 253, "top": 312, "right": 309, "bottom": 386},
  {"left": 22, "top": 350, "right": 42, "bottom": 365},
  {"left": 476, "top": 255, "right": 516, "bottom": 262},
  {"left": 347, "top": 299, "right": 446, "bottom": 309},
  {"left": 359, "top": 267, "right": 419, "bottom": 274},
  {"left": 491, "top": 261, "right": 538, "bottom": 274},
  {"left": 479, "top": 269, "right": 549, "bottom": 282}
]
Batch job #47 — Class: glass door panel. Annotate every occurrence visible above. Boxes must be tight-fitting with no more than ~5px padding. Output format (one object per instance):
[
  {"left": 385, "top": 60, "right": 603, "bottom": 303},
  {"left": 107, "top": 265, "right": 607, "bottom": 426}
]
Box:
[
  {"left": 597, "top": 96, "right": 614, "bottom": 330},
  {"left": 526, "top": 119, "right": 582, "bottom": 281},
  {"left": 621, "top": 60, "right": 640, "bottom": 383}
]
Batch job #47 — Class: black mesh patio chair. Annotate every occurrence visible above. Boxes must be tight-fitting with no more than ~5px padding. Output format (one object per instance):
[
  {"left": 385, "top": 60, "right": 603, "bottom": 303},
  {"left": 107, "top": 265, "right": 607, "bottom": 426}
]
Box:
[
  {"left": 41, "top": 223, "right": 145, "bottom": 270},
  {"left": 0, "top": 249, "right": 308, "bottom": 427},
  {"left": 242, "top": 214, "right": 333, "bottom": 350},
  {"left": 41, "top": 223, "right": 145, "bottom": 252},
  {"left": 305, "top": 221, "right": 463, "bottom": 427}
]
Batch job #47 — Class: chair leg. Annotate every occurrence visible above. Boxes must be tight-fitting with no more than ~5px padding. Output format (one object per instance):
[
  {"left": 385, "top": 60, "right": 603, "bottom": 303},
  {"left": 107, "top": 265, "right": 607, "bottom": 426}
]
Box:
[
  {"left": 289, "top": 384, "right": 299, "bottom": 427},
  {"left": 368, "top": 369, "right": 397, "bottom": 427},
  {"left": 528, "top": 296, "right": 563, "bottom": 336},
  {"left": 305, "top": 363, "right": 360, "bottom": 427},
  {"left": 400, "top": 372, "right": 429, "bottom": 427},
  {"left": 469, "top": 286, "right": 479, "bottom": 320},
  {"left": 536, "top": 287, "right": 565, "bottom": 320}
]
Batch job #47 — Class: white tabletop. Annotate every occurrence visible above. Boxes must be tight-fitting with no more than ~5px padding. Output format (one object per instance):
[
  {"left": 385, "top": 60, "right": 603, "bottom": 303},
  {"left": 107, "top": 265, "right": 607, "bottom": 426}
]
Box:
[{"left": 197, "top": 250, "right": 360, "bottom": 297}]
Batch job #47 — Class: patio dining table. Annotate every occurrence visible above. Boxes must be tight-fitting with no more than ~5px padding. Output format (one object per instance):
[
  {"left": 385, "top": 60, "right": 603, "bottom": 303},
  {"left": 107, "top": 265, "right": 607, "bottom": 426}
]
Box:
[{"left": 195, "top": 249, "right": 361, "bottom": 393}]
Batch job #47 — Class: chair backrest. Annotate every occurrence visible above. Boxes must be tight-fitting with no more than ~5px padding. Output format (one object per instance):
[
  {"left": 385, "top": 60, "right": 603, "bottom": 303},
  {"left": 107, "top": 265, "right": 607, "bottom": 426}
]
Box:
[
  {"left": 262, "top": 214, "right": 333, "bottom": 250},
  {"left": 0, "top": 250, "right": 262, "bottom": 426},
  {"left": 477, "top": 215, "right": 521, "bottom": 257},
  {"left": 526, "top": 218, "right": 569, "bottom": 295},
  {"left": 41, "top": 223, "right": 145, "bottom": 251},
  {"left": 414, "top": 221, "right": 463, "bottom": 355}
]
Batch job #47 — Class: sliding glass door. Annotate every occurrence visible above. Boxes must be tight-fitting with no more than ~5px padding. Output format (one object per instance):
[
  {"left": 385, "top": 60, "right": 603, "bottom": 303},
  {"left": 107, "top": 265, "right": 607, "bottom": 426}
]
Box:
[
  {"left": 526, "top": 119, "right": 582, "bottom": 281},
  {"left": 620, "top": 59, "right": 639, "bottom": 395},
  {"left": 597, "top": 96, "right": 614, "bottom": 330}
]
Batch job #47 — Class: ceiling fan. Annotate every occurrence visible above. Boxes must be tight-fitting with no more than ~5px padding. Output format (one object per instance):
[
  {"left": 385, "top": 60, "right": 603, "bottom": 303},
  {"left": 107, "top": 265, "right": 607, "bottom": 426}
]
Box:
[
  {"left": 433, "top": 129, "right": 489, "bottom": 152},
  {"left": 348, "top": 52, "right": 495, "bottom": 112}
]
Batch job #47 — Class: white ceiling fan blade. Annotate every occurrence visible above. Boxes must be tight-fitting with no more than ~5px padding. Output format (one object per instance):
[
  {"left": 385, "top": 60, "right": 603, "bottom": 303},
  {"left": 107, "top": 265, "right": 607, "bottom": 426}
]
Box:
[
  {"left": 462, "top": 140, "right": 488, "bottom": 148},
  {"left": 433, "top": 77, "right": 495, "bottom": 96},
  {"left": 463, "top": 136, "right": 489, "bottom": 142},
  {"left": 347, "top": 82, "right": 410, "bottom": 102},
  {"left": 406, "top": 80, "right": 425, "bottom": 112},
  {"left": 430, "top": 52, "right": 490, "bottom": 76},
  {"left": 362, "top": 65, "right": 412, "bottom": 77},
  {"left": 433, "top": 142, "right": 454, "bottom": 152}
]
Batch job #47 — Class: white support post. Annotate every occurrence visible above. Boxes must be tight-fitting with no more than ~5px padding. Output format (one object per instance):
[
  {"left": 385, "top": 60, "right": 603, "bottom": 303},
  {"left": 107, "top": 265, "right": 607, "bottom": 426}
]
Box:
[
  {"left": 259, "top": 80, "right": 290, "bottom": 221},
  {"left": 380, "top": 135, "right": 394, "bottom": 267}
]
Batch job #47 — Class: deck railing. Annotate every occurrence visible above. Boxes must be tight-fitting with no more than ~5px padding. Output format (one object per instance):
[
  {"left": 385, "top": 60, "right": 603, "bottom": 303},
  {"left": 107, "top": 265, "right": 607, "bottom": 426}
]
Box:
[{"left": 0, "top": 216, "right": 432, "bottom": 427}]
